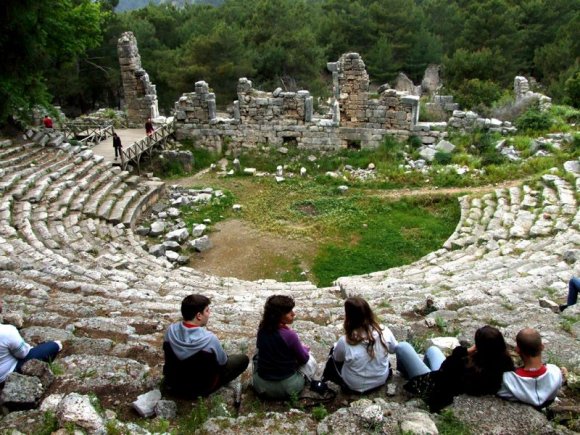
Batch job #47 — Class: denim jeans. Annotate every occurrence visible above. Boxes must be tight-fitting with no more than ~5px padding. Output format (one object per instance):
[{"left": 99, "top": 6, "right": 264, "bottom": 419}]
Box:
[
  {"left": 395, "top": 342, "right": 446, "bottom": 379},
  {"left": 567, "top": 277, "right": 579, "bottom": 306},
  {"left": 15, "top": 341, "right": 60, "bottom": 372}
]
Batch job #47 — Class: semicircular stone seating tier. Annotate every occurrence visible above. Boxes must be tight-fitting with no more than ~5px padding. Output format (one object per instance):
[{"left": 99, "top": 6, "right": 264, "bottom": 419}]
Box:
[{"left": 0, "top": 131, "right": 578, "bottom": 410}]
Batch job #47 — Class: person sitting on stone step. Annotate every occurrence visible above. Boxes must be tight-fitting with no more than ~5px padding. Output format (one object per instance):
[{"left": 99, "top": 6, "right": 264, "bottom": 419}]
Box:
[
  {"left": 322, "top": 296, "right": 398, "bottom": 393},
  {"left": 497, "top": 328, "right": 563, "bottom": 408},
  {"left": 252, "top": 295, "right": 316, "bottom": 399},
  {"left": 559, "top": 277, "right": 579, "bottom": 312},
  {"left": 163, "top": 294, "right": 249, "bottom": 398},
  {"left": 396, "top": 325, "right": 515, "bottom": 412},
  {"left": 0, "top": 299, "right": 62, "bottom": 384}
]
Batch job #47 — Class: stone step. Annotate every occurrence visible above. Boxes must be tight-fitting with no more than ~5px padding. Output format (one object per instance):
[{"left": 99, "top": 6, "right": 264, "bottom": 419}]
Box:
[
  {"left": 84, "top": 171, "right": 129, "bottom": 217},
  {"left": 96, "top": 184, "right": 127, "bottom": 221},
  {"left": 70, "top": 168, "right": 116, "bottom": 212},
  {"left": 0, "top": 150, "right": 59, "bottom": 189},
  {"left": 109, "top": 190, "right": 139, "bottom": 225},
  {"left": 121, "top": 181, "right": 165, "bottom": 228},
  {"left": 11, "top": 158, "right": 75, "bottom": 201},
  {"left": 543, "top": 174, "right": 576, "bottom": 215}
]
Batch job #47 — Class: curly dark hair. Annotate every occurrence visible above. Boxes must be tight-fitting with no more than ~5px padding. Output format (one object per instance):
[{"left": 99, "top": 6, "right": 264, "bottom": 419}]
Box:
[
  {"left": 258, "top": 295, "right": 295, "bottom": 333},
  {"left": 344, "top": 296, "right": 387, "bottom": 358}
]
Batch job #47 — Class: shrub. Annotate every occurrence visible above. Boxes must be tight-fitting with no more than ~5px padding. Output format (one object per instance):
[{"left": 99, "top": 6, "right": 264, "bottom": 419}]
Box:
[
  {"left": 565, "top": 70, "right": 580, "bottom": 108},
  {"left": 515, "top": 106, "right": 552, "bottom": 133},
  {"left": 407, "top": 135, "right": 423, "bottom": 150},
  {"left": 436, "top": 409, "right": 471, "bottom": 435},
  {"left": 193, "top": 147, "right": 220, "bottom": 170},
  {"left": 311, "top": 404, "right": 329, "bottom": 421},
  {"left": 376, "top": 135, "right": 405, "bottom": 163},
  {"left": 39, "top": 412, "right": 59, "bottom": 435},
  {"left": 454, "top": 79, "right": 502, "bottom": 111},
  {"left": 420, "top": 100, "right": 448, "bottom": 122},
  {"left": 434, "top": 151, "right": 452, "bottom": 165}
]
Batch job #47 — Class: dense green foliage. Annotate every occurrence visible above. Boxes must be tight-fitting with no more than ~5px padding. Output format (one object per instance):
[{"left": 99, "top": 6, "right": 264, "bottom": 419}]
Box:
[
  {"left": 1, "top": 0, "right": 578, "bottom": 123},
  {"left": 0, "top": 0, "right": 110, "bottom": 123}
]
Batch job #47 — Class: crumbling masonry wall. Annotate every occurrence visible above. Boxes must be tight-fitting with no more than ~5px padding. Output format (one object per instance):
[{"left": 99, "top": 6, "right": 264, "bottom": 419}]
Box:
[
  {"left": 174, "top": 53, "right": 423, "bottom": 153},
  {"left": 117, "top": 32, "right": 159, "bottom": 124}
]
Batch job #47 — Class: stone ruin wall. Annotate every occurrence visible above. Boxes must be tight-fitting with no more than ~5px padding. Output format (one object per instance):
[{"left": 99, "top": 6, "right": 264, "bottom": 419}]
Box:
[
  {"left": 174, "top": 53, "right": 434, "bottom": 154},
  {"left": 117, "top": 32, "right": 159, "bottom": 124}
]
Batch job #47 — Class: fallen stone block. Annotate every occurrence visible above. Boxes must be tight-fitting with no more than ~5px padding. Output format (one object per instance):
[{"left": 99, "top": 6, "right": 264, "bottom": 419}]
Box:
[{"left": 132, "top": 389, "right": 161, "bottom": 418}]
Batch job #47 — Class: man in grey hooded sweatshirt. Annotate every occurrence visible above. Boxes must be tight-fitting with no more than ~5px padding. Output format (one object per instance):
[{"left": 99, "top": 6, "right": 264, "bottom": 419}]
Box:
[{"left": 163, "top": 294, "right": 249, "bottom": 397}]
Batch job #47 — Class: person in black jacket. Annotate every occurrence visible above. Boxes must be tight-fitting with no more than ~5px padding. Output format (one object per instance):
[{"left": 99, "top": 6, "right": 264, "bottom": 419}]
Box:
[
  {"left": 112, "top": 133, "right": 122, "bottom": 160},
  {"left": 396, "top": 325, "right": 515, "bottom": 412},
  {"left": 163, "top": 294, "right": 249, "bottom": 398}
]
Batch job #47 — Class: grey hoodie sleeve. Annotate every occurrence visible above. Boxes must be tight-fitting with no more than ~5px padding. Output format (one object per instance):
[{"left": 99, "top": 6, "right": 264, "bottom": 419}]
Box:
[{"left": 209, "top": 334, "right": 228, "bottom": 366}]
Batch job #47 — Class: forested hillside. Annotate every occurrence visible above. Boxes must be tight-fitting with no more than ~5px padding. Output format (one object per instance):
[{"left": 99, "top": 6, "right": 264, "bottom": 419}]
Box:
[
  {"left": 116, "top": 0, "right": 224, "bottom": 13},
  {"left": 0, "top": 0, "right": 578, "bottom": 123}
]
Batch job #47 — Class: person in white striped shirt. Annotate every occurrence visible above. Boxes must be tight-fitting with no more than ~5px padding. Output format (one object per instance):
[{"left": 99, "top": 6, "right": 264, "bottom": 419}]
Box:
[
  {"left": 497, "top": 328, "right": 563, "bottom": 408},
  {"left": 0, "top": 300, "right": 61, "bottom": 383}
]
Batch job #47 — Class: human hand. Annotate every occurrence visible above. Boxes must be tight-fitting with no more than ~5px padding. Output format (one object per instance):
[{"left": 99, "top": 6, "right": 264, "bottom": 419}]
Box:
[
  {"left": 467, "top": 345, "right": 477, "bottom": 355},
  {"left": 560, "top": 366, "right": 568, "bottom": 383}
]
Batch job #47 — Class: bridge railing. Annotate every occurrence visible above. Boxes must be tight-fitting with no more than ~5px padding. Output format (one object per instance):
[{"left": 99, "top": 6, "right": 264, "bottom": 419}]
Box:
[
  {"left": 120, "top": 118, "right": 175, "bottom": 170},
  {"left": 61, "top": 119, "right": 114, "bottom": 146}
]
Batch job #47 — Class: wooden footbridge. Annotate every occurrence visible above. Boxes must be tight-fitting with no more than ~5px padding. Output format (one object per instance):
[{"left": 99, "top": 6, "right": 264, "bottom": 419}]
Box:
[
  {"left": 61, "top": 118, "right": 115, "bottom": 146},
  {"left": 119, "top": 118, "right": 175, "bottom": 171},
  {"left": 90, "top": 118, "right": 175, "bottom": 172}
]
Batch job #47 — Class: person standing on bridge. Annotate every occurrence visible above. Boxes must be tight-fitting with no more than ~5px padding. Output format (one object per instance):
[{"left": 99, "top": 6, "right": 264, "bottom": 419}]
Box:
[
  {"left": 145, "top": 117, "right": 154, "bottom": 136},
  {"left": 112, "top": 132, "right": 122, "bottom": 161}
]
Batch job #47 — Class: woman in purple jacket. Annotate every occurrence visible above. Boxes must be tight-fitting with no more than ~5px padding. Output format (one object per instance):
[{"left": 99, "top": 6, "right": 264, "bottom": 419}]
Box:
[{"left": 252, "top": 295, "right": 311, "bottom": 399}]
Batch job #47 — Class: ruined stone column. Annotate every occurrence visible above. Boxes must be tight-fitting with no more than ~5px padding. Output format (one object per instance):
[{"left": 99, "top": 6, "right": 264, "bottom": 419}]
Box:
[
  {"left": 335, "top": 53, "right": 369, "bottom": 127},
  {"left": 117, "top": 32, "right": 159, "bottom": 124}
]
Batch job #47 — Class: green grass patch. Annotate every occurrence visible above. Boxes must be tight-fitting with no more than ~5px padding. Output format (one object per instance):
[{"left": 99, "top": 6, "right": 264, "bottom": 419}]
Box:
[
  {"left": 311, "top": 195, "right": 459, "bottom": 286},
  {"left": 180, "top": 189, "right": 235, "bottom": 227},
  {"left": 175, "top": 396, "right": 229, "bottom": 434},
  {"left": 184, "top": 176, "right": 459, "bottom": 285},
  {"left": 436, "top": 409, "right": 471, "bottom": 435}
]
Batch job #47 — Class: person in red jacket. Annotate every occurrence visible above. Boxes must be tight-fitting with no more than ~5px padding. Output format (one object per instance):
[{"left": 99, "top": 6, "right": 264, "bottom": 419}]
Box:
[
  {"left": 145, "top": 117, "right": 154, "bottom": 136},
  {"left": 43, "top": 115, "right": 53, "bottom": 129}
]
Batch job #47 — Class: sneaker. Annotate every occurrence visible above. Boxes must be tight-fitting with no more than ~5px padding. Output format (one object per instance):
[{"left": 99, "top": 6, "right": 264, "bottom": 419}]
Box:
[
  {"left": 559, "top": 304, "right": 568, "bottom": 312},
  {"left": 55, "top": 340, "right": 63, "bottom": 351}
]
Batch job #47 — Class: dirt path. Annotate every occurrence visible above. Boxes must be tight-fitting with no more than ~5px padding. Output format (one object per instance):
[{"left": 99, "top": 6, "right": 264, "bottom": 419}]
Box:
[
  {"left": 189, "top": 219, "right": 317, "bottom": 281},
  {"left": 360, "top": 178, "right": 528, "bottom": 199}
]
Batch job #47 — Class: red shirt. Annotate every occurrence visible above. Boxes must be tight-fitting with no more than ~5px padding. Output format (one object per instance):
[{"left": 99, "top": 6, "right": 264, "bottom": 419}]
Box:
[{"left": 43, "top": 117, "right": 53, "bottom": 128}]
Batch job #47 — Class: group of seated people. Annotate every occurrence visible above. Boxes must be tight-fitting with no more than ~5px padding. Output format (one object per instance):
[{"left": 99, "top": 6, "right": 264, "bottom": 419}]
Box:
[
  {"left": 0, "top": 278, "right": 572, "bottom": 412},
  {"left": 163, "top": 291, "right": 567, "bottom": 412}
]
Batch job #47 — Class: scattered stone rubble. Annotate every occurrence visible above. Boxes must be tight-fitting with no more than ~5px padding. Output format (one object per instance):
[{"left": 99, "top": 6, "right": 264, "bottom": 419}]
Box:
[
  {"left": 448, "top": 110, "right": 517, "bottom": 134},
  {"left": 0, "top": 131, "right": 578, "bottom": 433},
  {"left": 138, "top": 185, "right": 225, "bottom": 263},
  {"left": 515, "top": 76, "right": 552, "bottom": 112}
]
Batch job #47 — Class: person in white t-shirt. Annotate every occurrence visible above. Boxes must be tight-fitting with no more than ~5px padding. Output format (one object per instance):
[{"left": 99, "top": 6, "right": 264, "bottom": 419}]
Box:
[
  {"left": 497, "top": 328, "right": 562, "bottom": 408},
  {"left": 0, "top": 300, "right": 62, "bottom": 383},
  {"left": 323, "top": 296, "right": 398, "bottom": 393}
]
